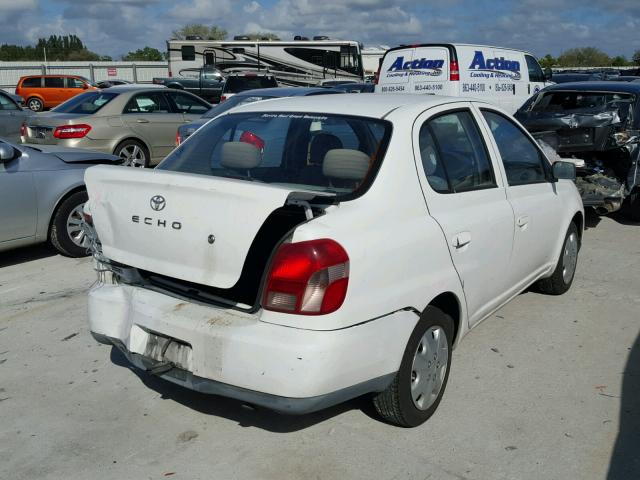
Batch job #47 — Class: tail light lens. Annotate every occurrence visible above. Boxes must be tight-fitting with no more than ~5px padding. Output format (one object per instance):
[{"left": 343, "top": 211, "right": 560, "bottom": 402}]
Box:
[
  {"left": 220, "top": 95, "right": 227, "bottom": 102},
  {"left": 20, "top": 122, "right": 27, "bottom": 138},
  {"left": 176, "top": 130, "right": 182, "bottom": 146},
  {"left": 263, "top": 239, "right": 349, "bottom": 315},
  {"left": 240, "top": 131, "right": 265, "bottom": 151},
  {"left": 449, "top": 60, "right": 460, "bottom": 81},
  {"left": 53, "top": 124, "right": 92, "bottom": 139}
]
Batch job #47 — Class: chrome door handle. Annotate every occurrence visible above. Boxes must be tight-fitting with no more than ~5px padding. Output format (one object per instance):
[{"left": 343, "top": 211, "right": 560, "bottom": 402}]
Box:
[{"left": 136, "top": 118, "right": 150, "bottom": 123}]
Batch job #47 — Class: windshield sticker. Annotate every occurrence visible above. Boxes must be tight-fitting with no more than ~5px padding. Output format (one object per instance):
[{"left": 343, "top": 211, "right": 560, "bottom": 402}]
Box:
[{"left": 261, "top": 113, "right": 328, "bottom": 121}]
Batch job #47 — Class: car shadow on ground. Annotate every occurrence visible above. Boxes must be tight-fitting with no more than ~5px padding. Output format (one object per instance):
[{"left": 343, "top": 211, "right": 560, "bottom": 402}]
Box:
[
  {"left": 109, "top": 346, "right": 377, "bottom": 433},
  {"left": 0, "top": 244, "right": 58, "bottom": 268},
  {"left": 607, "top": 331, "right": 640, "bottom": 479}
]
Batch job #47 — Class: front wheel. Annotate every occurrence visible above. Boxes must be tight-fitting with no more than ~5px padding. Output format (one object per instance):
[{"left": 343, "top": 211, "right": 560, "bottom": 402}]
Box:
[
  {"left": 536, "top": 222, "right": 579, "bottom": 295},
  {"left": 50, "top": 190, "right": 90, "bottom": 257},
  {"left": 373, "top": 306, "right": 453, "bottom": 427}
]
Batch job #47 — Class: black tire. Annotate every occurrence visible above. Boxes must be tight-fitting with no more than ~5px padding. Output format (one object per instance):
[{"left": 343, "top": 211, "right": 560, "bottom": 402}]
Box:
[
  {"left": 625, "top": 188, "right": 640, "bottom": 222},
  {"left": 536, "top": 222, "right": 580, "bottom": 295},
  {"left": 50, "top": 190, "right": 90, "bottom": 258},
  {"left": 114, "top": 139, "right": 150, "bottom": 168},
  {"left": 373, "top": 306, "right": 454, "bottom": 427},
  {"left": 27, "top": 97, "right": 44, "bottom": 112}
]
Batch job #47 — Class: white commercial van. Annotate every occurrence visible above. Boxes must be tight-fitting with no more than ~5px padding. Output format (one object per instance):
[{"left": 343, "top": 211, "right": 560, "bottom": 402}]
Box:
[{"left": 375, "top": 43, "right": 551, "bottom": 113}]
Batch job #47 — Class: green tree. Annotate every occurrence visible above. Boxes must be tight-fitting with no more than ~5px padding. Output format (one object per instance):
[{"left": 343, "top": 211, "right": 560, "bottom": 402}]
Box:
[
  {"left": 123, "top": 47, "right": 164, "bottom": 61},
  {"left": 538, "top": 54, "right": 557, "bottom": 69},
  {"left": 244, "top": 32, "right": 280, "bottom": 40},
  {"left": 557, "top": 47, "right": 611, "bottom": 67},
  {"left": 611, "top": 55, "right": 628, "bottom": 67},
  {"left": 633, "top": 50, "right": 640, "bottom": 66},
  {"left": 171, "top": 24, "right": 227, "bottom": 40}
]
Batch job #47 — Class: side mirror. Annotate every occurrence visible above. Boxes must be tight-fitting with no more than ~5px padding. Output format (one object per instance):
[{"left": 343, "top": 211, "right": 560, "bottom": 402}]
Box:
[
  {"left": 0, "top": 143, "right": 16, "bottom": 162},
  {"left": 552, "top": 161, "right": 576, "bottom": 181},
  {"left": 544, "top": 67, "right": 552, "bottom": 81}
]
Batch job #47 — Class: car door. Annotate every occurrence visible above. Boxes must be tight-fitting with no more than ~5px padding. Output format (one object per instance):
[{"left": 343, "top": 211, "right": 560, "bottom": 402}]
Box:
[
  {"left": 43, "top": 76, "right": 66, "bottom": 107},
  {"left": 0, "top": 147, "right": 37, "bottom": 242},
  {"left": 122, "top": 92, "right": 181, "bottom": 159},
  {"left": 0, "top": 93, "right": 25, "bottom": 142},
  {"left": 412, "top": 103, "right": 515, "bottom": 326},
  {"left": 476, "top": 107, "right": 566, "bottom": 288},
  {"left": 166, "top": 91, "right": 211, "bottom": 123}
]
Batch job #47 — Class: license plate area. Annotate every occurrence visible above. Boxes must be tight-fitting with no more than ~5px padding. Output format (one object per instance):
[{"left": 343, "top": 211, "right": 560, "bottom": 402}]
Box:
[{"left": 142, "top": 330, "right": 193, "bottom": 371}]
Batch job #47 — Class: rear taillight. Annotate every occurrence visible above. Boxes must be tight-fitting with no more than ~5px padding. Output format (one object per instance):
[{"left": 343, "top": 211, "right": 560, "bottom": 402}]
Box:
[
  {"left": 168, "top": 70, "right": 172, "bottom": 77},
  {"left": 53, "top": 124, "right": 92, "bottom": 139},
  {"left": 220, "top": 95, "right": 227, "bottom": 102},
  {"left": 176, "top": 130, "right": 182, "bottom": 146},
  {"left": 449, "top": 60, "right": 460, "bottom": 81},
  {"left": 240, "top": 131, "right": 265, "bottom": 150},
  {"left": 20, "top": 122, "right": 27, "bottom": 138},
  {"left": 263, "top": 239, "right": 349, "bottom": 315}
]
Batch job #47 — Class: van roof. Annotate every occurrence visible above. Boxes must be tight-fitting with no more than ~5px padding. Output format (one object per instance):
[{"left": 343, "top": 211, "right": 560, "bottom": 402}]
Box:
[{"left": 386, "top": 43, "right": 535, "bottom": 57}]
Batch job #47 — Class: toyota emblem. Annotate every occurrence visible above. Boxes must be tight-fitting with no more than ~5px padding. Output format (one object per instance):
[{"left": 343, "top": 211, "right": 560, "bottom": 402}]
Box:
[{"left": 150, "top": 195, "right": 166, "bottom": 211}]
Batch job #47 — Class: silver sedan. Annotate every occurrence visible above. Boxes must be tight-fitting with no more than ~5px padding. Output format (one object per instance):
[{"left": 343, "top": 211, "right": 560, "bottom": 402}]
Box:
[
  {"left": 0, "top": 140, "right": 120, "bottom": 257},
  {"left": 0, "top": 90, "right": 33, "bottom": 143},
  {"left": 21, "top": 86, "right": 211, "bottom": 167}
]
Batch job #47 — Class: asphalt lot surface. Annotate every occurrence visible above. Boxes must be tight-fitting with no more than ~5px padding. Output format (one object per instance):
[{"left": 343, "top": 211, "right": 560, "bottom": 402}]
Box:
[{"left": 1, "top": 211, "right": 638, "bottom": 480}]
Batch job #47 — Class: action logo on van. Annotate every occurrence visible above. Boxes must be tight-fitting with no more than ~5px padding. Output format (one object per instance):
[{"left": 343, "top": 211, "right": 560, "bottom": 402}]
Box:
[
  {"left": 468, "top": 51, "right": 521, "bottom": 80},
  {"left": 385, "top": 56, "right": 445, "bottom": 78}
]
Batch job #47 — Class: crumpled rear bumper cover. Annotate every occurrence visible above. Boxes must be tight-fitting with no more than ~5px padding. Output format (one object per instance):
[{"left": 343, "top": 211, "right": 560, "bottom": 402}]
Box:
[{"left": 92, "top": 331, "right": 394, "bottom": 415}]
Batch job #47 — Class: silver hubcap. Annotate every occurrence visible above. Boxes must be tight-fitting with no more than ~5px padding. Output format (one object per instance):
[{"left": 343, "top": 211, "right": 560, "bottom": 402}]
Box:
[
  {"left": 29, "top": 99, "right": 41, "bottom": 111},
  {"left": 119, "top": 144, "right": 146, "bottom": 167},
  {"left": 562, "top": 232, "right": 578, "bottom": 284},
  {"left": 66, "top": 203, "right": 89, "bottom": 249},
  {"left": 411, "top": 326, "right": 449, "bottom": 411}
]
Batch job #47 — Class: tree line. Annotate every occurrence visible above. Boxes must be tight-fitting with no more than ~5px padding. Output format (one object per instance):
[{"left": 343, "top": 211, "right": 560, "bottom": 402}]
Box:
[{"left": 1, "top": 28, "right": 640, "bottom": 67}]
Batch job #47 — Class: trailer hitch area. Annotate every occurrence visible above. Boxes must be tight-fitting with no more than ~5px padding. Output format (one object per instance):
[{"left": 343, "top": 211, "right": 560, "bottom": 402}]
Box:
[{"left": 147, "top": 360, "right": 176, "bottom": 375}]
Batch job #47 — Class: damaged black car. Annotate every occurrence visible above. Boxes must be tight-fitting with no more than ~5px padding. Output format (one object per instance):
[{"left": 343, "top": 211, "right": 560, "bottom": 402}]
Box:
[{"left": 515, "top": 82, "right": 640, "bottom": 220}]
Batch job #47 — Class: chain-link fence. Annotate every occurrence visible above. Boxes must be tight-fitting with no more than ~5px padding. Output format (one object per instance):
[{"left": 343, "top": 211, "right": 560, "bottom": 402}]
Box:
[{"left": 0, "top": 61, "right": 169, "bottom": 92}]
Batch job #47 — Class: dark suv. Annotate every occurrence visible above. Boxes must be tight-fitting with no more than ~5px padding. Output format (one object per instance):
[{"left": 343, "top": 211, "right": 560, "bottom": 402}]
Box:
[{"left": 220, "top": 73, "right": 278, "bottom": 102}]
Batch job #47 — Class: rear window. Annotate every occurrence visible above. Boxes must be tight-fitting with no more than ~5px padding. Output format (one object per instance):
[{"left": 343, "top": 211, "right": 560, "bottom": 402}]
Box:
[
  {"left": 21, "top": 77, "right": 41, "bottom": 88},
  {"left": 203, "top": 95, "right": 277, "bottom": 118},
  {"left": 158, "top": 111, "right": 391, "bottom": 199},
  {"left": 52, "top": 92, "right": 118, "bottom": 114},
  {"left": 531, "top": 91, "right": 634, "bottom": 112},
  {"left": 224, "top": 76, "right": 278, "bottom": 94}
]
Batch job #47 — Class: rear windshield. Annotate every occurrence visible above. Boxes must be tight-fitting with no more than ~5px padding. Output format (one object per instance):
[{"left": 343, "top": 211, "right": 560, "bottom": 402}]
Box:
[
  {"left": 203, "top": 95, "right": 276, "bottom": 118},
  {"left": 52, "top": 91, "right": 118, "bottom": 114},
  {"left": 158, "top": 111, "right": 391, "bottom": 198},
  {"left": 531, "top": 91, "right": 634, "bottom": 112},
  {"left": 224, "top": 76, "right": 277, "bottom": 94}
]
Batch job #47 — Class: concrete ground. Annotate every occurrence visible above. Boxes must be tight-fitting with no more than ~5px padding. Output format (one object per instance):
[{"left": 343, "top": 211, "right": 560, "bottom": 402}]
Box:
[{"left": 0, "top": 212, "right": 638, "bottom": 480}]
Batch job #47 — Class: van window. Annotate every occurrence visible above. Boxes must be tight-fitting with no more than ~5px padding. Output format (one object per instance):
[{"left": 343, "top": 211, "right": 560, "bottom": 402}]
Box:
[
  {"left": 21, "top": 77, "right": 41, "bottom": 88},
  {"left": 67, "top": 77, "right": 86, "bottom": 89},
  {"left": 481, "top": 110, "right": 548, "bottom": 186},
  {"left": 44, "top": 77, "right": 65, "bottom": 88},
  {"left": 418, "top": 110, "right": 496, "bottom": 193},
  {"left": 525, "top": 55, "right": 545, "bottom": 83},
  {"left": 181, "top": 45, "right": 196, "bottom": 61}
]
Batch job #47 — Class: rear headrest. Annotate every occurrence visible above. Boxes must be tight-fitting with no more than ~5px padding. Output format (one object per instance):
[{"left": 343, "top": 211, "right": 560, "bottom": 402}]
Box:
[
  {"left": 221, "top": 141, "right": 261, "bottom": 170},
  {"left": 309, "top": 133, "right": 343, "bottom": 165},
  {"left": 322, "top": 149, "right": 370, "bottom": 181}
]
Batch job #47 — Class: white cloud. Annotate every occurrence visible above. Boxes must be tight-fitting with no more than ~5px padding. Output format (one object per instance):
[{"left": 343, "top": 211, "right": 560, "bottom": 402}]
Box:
[
  {"left": 243, "top": 1, "right": 260, "bottom": 14},
  {"left": 0, "top": 0, "right": 37, "bottom": 11}
]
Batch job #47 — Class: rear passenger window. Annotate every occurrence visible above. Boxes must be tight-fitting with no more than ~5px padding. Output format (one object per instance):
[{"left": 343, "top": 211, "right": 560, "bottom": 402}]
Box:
[
  {"left": 418, "top": 110, "right": 496, "bottom": 193},
  {"left": 44, "top": 77, "right": 65, "bottom": 88},
  {"left": 169, "top": 92, "right": 209, "bottom": 114},
  {"left": 21, "top": 77, "right": 41, "bottom": 88},
  {"left": 123, "top": 93, "right": 171, "bottom": 114},
  {"left": 181, "top": 45, "right": 196, "bottom": 61},
  {"left": 481, "top": 110, "right": 548, "bottom": 186}
]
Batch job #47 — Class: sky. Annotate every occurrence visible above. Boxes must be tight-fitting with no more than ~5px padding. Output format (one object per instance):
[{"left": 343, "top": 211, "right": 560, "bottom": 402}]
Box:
[{"left": 0, "top": 0, "right": 638, "bottom": 60}]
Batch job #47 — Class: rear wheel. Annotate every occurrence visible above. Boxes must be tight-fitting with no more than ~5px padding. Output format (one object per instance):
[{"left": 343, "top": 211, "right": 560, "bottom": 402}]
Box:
[
  {"left": 536, "top": 222, "right": 579, "bottom": 295},
  {"left": 27, "top": 97, "right": 44, "bottom": 112},
  {"left": 373, "top": 306, "right": 453, "bottom": 427},
  {"left": 115, "top": 139, "right": 149, "bottom": 168},
  {"left": 50, "top": 190, "right": 90, "bottom": 257}
]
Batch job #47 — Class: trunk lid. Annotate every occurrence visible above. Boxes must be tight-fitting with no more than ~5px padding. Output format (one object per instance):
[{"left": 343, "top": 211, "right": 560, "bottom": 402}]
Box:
[
  {"left": 85, "top": 165, "right": 297, "bottom": 289},
  {"left": 24, "top": 113, "right": 89, "bottom": 144}
]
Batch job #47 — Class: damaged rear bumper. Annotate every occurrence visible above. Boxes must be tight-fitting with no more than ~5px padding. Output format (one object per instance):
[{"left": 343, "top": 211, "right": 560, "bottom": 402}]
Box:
[{"left": 88, "top": 283, "right": 416, "bottom": 414}]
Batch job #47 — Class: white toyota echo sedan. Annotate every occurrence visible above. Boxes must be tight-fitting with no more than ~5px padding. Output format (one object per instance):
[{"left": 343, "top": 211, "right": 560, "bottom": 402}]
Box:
[{"left": 85, "top": 94, "right": 584, "bottom": 427}]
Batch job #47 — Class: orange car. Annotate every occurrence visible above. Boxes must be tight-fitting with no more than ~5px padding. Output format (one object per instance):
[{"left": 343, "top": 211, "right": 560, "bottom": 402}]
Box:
[{"left": 15, "top": 75, "right": 97, "bottom": 112}]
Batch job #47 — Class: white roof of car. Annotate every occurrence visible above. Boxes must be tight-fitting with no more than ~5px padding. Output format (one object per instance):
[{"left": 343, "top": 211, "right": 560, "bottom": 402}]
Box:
[{"left": 230, "top": 93, "right": 489, "bottom": 119}]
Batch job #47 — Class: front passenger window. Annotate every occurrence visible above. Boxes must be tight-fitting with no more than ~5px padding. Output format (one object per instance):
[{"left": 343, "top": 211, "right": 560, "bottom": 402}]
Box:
[{"left": 481, "top": 110, "right": 548, "bottom": 186}]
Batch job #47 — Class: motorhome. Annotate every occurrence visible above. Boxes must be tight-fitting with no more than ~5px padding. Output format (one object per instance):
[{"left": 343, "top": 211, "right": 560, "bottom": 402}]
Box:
[
  {"left": 167, "top": 38, "right": 364, "bottom": 87},
  {"left": 375, "top": 43, "right": 552, "bottom": 113}
]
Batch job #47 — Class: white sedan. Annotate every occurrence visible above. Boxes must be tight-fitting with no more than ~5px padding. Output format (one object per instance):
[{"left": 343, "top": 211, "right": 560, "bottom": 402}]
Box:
[{"left": 84, "top": 94, "right": 584, "bottom": 427}]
